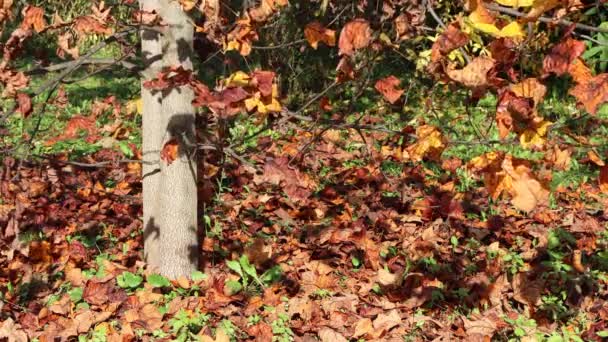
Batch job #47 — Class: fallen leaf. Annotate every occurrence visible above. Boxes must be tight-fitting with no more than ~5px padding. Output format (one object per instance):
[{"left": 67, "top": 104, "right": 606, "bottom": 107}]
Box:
[{"left": 318, "top": 327, "right": 348, "bottom": 342}]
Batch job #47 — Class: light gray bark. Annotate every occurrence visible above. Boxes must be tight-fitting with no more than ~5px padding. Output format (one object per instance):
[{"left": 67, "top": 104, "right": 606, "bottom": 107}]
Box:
[
  {"left": 140, "top": 0, "right": 198, "bottom": 278},
  {"left": 140, "top": 0, "right": 163, "bottom": 272},
  {"left": 157, "top": 0, "right": 198, "bottom": 278}
]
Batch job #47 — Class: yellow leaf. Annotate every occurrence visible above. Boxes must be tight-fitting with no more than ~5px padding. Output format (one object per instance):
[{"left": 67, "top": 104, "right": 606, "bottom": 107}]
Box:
[
  {"left": 224, "top": 39, "right": 240, "bottom": 52},
  {"left": 519, "top": 120, "right": 552, "bottom": 149},
  {"left": 406, "top": 125, "right": 446, "bottom": 162},
  {"left": 265, "top": 98, "right": 282, "bottom": 112},
  {"left": 226, "top": 71, "right": 250, "bottom": 87},
  {"left": 472, "top": 21, "right": 524, "bottom": 38},
  {"left": 497, "top": 21, "right": 525, "bottom": 38},
  {"left": 126, "top": 98, "right": 143, "bottom": 115},
  {"left": 495, "top": 0, "right": 534, "bottom": 6},
  {"left": 244, "top": 94, "right": 260, "bottom": 112}
]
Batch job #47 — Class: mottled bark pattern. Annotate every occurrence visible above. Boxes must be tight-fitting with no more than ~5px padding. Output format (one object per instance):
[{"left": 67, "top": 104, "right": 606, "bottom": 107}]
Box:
[{"left": 140, "top": 0, "right": 198, "bottom": 278}]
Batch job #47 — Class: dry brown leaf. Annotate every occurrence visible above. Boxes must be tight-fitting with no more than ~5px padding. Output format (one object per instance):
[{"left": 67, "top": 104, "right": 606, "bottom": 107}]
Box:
[
  {"left": 338, "top": 19, "right": 372, "bottom": 56},
  {"left": 374, "top": 75, "right": 404, "bottom": 104},
  {"left": 21, "top": 6, "right": 46, "bottom": 33},
  {"left": 569, "top": 73, "right": 608, "bottom": 115},
  {"left": 0, "top": 318, "right": 28, "bottom": 342},
  {"left": 318, "top": 327, "right": 348, "bottom": 342},
  {"left": 372, "top": 309, "right": 402, "bottom": 333},
  {"left": 353, "top": 318, "right": 373, "bottom": 338},
  {"left": 543, "top": 37, "right": 586, "bottom": 76},
  {"left": 446, "top": 56, "right": 495, "bottom": 88},
  {"left": 304, "top": 22, "right": 336, "bottom": 49},
  {"left": 501, "top": 155, "right": 549, "bottom": 212}
]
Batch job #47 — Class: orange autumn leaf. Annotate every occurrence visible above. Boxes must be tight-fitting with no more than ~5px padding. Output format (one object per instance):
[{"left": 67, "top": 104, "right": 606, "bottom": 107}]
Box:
[
  {"left": 469, "top": 152, "right": 549, "bottom": 211},
  {"left": 568, "top": 73, "right": 608, "bottom": 115},
  {"left": 406, "top": 125, "right": 446, "bottom": 162},
  {"left": 338, "top": 19, "right": 372, "bottom": 56},
  {"left": 20, "top": 6, "right": 46, "bottom": 33},
  {"left": 161, "top": 139, "right": 179, "bottom": 165},
  {"left": 545, "top": 145, "right": 571, "bottom": 171},
  {"left": 568, "top": 58, "right": 593, "bottom": 84},
  {"left": 304, "top": 22, "right": 336, "bottom": 49},
  {"left": 509, "top": 78, "right": 546, "bottom": 106},
  {"left": 374, "top": 76, "right": 404, "bottom": 104},
  {"left": 587, "top": 150, "right": 605, "bottom": 166},
  {"left": 502, "top": 156, "right": 549, "bottom": 212}
]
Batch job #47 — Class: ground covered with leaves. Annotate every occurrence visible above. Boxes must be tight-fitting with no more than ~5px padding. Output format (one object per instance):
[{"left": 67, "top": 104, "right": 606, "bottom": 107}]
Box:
[{"left": 3, "top": 96, "right": 608, "bottom": 341}]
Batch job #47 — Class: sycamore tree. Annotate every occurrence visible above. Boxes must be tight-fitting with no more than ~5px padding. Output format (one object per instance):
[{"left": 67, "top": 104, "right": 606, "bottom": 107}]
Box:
[{"left": 1, "top": 0, "right": 608, "bottom": 280}]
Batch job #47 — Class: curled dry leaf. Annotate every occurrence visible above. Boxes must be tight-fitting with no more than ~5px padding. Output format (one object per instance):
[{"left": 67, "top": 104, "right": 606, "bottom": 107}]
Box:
[
  {"left": 446, "top": 56, "right": 495, "bottom": 88},
  {"left": 16, "top": 92, "right": 32, "bottom": 117},
  {"left": 57, "top": 31, "right": 79, "bottom": 59},
  {"left": 374, "top": 75, "right": 404, "bottom": 104},
  {"left": 131, "top": 10, "right": 161, "bottom": 26},
  {"left": 20, "top": 6, "right": 46, "bottom": 33},
  {"left": 0, "top": 0, "right": 13, "bottom": 24},
  {"left": 73, "top": 16, "right": 113, "bottom": 36},
  {"left": 304, "top": 22, "right": 336, "bottom": 49},
  {"left": 431, "top": 22, "right": 469, "bottom": 63},
  {"left": 338, "top": 19, "right": 372, "bottom": 56},
  {"left": 501, "top": 154, "right": 549, "bottom": 212}
]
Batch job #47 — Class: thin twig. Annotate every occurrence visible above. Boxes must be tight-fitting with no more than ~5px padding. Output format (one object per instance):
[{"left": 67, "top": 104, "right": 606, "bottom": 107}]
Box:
[
  {"left": 485, "top": 3, "right": 608, "bottom": 34},
  {"left": 425, "top": 0, "right": 472, "bottom": 63}
]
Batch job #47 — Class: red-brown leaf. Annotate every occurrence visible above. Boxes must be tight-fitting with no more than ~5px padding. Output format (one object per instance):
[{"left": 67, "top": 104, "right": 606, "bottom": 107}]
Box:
[
  {"left": 16, "top": 92, "right": 32, "bottom": 117},
  {"left": 543, "top": 37, "right": 586, "bottom": 76},
  {"left": 374, "top": 76, "right": 404, "bottom": 104},
  {"left": 338, "top": 19, "right": 372, "bottom": 56},
  {"left": 160, "top": 139, "right": 179, "bottom": 165}
]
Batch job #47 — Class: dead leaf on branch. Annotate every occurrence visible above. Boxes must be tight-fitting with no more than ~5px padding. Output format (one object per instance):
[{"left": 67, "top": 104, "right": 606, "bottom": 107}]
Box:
[
  {"left": 16, "top": 92, "right": 32, "bottom": 117},
  {"left": 20, "top": 6, "right": 46, "bottom": 33},
  {"left": 304, "top": 22, "right": 336, "bottom": 49},
  {"left": 160, "top": 139, "right": 179, "bottom": 165},
  {"left": 374, "top": 75, "right": 404, "bottom": 104},
  {"left": 73, "top": 15, "right": 112, "bottom": 36},
  {"left": 431, "top": 22, "right": 469, "bottom": 63},
  {"left": 543, "top": 37, "right": 586, "bottom": 76},
  {"left": 446, "top": 56, "right": 496, "bottom": 88},
  {"left": 338, "top": 19, "right": 372, "bottom": 56},
  {"left": 405, "top": 125, "right": 446, "bottom": 162}
]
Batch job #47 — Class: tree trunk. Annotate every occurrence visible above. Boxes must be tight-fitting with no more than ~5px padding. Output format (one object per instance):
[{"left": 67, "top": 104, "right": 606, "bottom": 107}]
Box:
[
  {"left": 140, "top": 0, "right": 163, "bottom": 272},
  {"left": 141, "top": 0, "right": 198, "bottom": 278}
]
